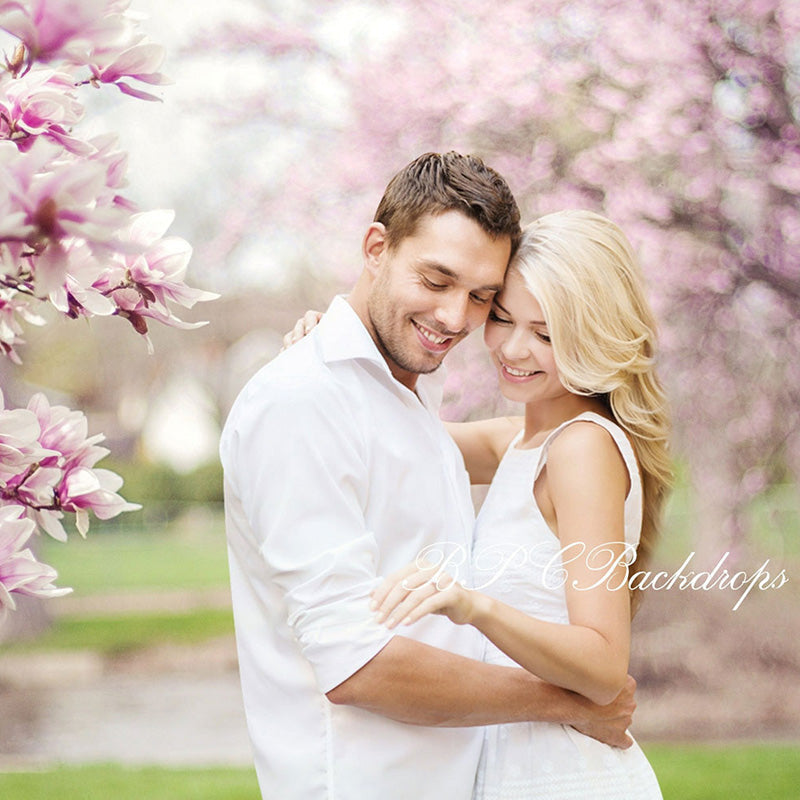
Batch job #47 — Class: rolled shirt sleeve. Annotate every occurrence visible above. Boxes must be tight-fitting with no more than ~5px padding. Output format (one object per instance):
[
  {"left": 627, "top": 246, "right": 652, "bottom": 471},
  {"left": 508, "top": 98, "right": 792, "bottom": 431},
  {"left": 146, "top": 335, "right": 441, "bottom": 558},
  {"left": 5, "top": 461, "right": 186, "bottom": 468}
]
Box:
[{"left": 225, "top": 375, "right": 394, "bottom": 693}]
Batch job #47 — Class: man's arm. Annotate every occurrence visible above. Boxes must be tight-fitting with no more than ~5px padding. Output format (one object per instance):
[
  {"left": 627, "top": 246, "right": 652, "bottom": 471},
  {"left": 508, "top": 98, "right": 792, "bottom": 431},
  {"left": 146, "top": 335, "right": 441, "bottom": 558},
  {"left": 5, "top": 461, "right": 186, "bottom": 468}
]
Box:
[{"left": 326, "top": 636, "right": 636, "bottom": 748}]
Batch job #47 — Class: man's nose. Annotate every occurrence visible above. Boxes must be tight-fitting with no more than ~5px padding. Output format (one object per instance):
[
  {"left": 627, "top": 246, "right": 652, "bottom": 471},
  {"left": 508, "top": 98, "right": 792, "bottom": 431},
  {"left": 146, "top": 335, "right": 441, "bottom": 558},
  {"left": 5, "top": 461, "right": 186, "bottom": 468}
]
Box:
[{"left": 433, "top": 292, "right": 471, "bottom": 334}]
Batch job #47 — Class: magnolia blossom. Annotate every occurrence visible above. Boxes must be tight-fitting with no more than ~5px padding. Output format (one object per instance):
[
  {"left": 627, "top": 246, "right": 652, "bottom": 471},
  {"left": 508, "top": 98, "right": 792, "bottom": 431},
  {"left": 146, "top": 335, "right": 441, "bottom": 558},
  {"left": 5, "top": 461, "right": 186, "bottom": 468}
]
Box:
[
  {"left": 0, "top": 1, "right": 215, "bottom": 355},
  {"left": 0, "top": 138, "right": 132, "bottom": 292},
  {"left": 0, "top": 504, "right": 71, "bottom": 619},
  {"left": 0, "top": 68, "right": 89, "bottom": 154},
  {"left": 27, "top": 392, "right": 108, "bottom": 470},
  {"left": 46, "top": 239, "right": 117, "bottom": 318},
  {"left": 89, "top": 133, "right": 131, "bottom": 204},
  {"left": 1, "top": 82, "right": 213, "bottom": 347},
  {"left": 60, "top": 466, "right": 139, "bottom": 536},
  {"left": 0, "top": 391, "right": 55, "bottom": 478},
  {"left": 0, "top": 0, "right": 121, "bottom": 63},
  {"left": 89, "top": 40, "right": 171, "bottom": 101},
  {"left": 1, "top": 390, "right": 140, "bottom": 542},
  {"left": 0, "top": 284, "right": 45, "bottom": 362},
  {"left": 0, "top": 0, "right": 169, "bottom": 100},
  {"left": 0, "top": 0, "right": 209, "bottom": 618},
  {"left": 0, "top": 0, "right": 170, "bottom": 98},
  {"left": 95, "top": 209, "right": 219, "bottom": 346}
]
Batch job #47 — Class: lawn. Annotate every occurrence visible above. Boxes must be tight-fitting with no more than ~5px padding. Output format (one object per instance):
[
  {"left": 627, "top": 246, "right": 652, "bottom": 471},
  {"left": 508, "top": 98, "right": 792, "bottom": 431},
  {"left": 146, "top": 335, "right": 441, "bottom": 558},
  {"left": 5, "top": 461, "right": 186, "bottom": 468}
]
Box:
[
  {"left": 0, "top": 764, "right": 260, "bottom": 800},
  {"left": 3, "top": 608, "right": 234, "bottom": 655},
  {"left": 15, "top": 507, "right": 234, "bottom": 655},
  {"left": 647, "top": 742, "right": 800, "bottom": 799},
  {"left": 39, "top": 506, "right": 230, "bottom": 595},
  {"left": 1, "top": 744, "right": 799, "bottom": 799}
]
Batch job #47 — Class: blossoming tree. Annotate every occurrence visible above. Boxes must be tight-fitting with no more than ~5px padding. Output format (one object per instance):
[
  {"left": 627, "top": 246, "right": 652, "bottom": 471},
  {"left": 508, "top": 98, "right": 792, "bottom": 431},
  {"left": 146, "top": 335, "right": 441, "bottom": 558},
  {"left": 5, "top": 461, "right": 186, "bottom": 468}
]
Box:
[
  {"left": 191, "top": 0, "right": 799, "bottom": 557},
  {"left": 0, "top": 0, "right": 216, "bottom": 619}
]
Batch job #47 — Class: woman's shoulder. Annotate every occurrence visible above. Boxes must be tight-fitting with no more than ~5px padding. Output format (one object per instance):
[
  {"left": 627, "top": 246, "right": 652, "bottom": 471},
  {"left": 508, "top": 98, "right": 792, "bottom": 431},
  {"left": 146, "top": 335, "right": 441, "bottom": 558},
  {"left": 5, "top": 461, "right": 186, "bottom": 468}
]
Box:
[{"left": 545, "top": 414, "right": 631, "bottom": 476}]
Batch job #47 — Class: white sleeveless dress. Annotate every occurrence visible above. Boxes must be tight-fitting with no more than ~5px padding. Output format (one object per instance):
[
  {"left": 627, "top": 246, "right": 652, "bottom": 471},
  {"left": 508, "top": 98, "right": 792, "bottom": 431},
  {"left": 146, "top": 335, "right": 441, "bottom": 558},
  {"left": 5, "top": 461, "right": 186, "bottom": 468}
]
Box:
[{"left": 472, "top": 412, "right": 662, "bottom": 800}]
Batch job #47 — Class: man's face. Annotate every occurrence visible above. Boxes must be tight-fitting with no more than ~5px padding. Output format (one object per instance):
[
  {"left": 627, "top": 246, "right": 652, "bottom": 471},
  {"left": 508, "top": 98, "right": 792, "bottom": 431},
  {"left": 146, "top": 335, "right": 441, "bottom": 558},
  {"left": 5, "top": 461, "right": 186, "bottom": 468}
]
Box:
[{"left": 365, "top": 210, "right": 511, "bottom": 389}]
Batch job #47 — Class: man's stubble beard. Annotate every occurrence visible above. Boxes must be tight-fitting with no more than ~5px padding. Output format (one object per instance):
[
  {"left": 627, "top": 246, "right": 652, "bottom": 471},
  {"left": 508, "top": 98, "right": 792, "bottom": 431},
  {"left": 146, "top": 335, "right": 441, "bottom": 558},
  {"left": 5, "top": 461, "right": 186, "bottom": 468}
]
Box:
[{"left": 367, "top": 279, "right": 443, "bottom": 377}]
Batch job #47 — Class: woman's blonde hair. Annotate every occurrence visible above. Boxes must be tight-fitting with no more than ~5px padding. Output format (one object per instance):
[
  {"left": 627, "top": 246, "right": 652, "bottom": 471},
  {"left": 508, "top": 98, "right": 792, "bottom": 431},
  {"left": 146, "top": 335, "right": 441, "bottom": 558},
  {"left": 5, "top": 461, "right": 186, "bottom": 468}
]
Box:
[{"left": 513, "top": 210, "right": 672, "bottom": 612}]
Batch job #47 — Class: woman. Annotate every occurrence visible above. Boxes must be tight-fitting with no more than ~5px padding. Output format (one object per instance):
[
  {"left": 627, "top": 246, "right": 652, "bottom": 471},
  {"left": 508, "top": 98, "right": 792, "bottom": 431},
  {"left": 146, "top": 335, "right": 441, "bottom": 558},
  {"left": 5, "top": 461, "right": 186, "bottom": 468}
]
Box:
[{"left": 372, "top": 210, "right": 670, "bottom": 799}]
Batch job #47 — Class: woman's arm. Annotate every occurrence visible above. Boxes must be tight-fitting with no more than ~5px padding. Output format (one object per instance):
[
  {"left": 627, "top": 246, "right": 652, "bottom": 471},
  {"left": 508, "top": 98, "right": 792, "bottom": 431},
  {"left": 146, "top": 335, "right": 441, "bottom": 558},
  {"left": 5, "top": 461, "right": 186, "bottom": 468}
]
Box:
[
  {"left": 374, "top": 422, "right": 633, "bottom": 706},
  {"left": 445, "top": 417, "right": 523, "bottom": 484}
]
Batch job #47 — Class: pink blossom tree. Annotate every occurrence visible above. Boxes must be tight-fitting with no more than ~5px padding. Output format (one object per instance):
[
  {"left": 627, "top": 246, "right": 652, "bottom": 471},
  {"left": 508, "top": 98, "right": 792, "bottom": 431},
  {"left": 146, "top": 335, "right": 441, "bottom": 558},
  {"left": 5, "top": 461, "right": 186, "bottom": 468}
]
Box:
[
  {"left": 0, "top": 0, "right": 216, "bottom": 619},
  {"left": 193, "top": 0, "right": 799, "bottom": 557}
]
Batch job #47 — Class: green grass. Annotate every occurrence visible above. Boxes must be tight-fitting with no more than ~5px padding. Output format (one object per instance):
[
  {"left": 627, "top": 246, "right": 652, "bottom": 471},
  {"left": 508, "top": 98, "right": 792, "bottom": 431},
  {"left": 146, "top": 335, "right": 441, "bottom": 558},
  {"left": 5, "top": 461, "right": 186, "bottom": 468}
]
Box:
[
  {"left": 646, "top": 742, "right": 800, "bottom": 799},
  {"left": 40, "top": 508, "right": 230, "bottom": 595},
  {"left": 0, "top": 764, "right": 260, "bottom": 799},
  {"left": 1, "top": 745, "right": 798, "bottom": 799},
  {"left": 4, "top": 608, "right": 234, "bottom": 656}
]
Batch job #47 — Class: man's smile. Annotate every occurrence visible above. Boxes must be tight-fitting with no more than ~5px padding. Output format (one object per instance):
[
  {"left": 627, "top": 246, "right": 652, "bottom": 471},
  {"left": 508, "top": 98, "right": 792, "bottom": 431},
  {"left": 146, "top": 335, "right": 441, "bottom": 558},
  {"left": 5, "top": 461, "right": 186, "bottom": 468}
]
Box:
[{"left": 412, "top": 320, "right": 455, "bottom": 352}]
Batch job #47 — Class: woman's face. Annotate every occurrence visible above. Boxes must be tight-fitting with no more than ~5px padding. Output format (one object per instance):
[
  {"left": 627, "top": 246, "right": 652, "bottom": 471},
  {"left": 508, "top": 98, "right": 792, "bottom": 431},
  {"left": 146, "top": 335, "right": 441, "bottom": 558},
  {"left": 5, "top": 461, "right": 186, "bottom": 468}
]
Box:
[{"left": 483, "top": 269, "right": 569, "bottom": 405}]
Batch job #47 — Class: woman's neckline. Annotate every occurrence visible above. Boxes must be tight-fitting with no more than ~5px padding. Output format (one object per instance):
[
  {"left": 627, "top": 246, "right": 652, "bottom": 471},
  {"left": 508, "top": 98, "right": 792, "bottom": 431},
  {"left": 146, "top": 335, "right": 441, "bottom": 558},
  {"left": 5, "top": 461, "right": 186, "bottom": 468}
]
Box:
[{"left": 511, "top": 410, "right": 617, "bottom": 452}]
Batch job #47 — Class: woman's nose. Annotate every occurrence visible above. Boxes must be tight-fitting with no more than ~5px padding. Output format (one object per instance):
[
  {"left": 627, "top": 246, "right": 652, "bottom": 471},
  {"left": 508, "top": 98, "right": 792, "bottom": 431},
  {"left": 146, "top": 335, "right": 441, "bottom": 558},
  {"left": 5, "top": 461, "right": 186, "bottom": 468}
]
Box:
[{"left": 500, "top": 327, "right": 531, "bottom": 361}]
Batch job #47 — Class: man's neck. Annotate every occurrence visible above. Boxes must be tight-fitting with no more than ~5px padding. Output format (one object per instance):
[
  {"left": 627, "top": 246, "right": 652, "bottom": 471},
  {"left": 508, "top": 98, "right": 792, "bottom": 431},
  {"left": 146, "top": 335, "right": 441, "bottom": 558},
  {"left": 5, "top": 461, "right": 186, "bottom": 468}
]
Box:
[{"left": 347, "top": 281, "right": 420, "bottom": 392}]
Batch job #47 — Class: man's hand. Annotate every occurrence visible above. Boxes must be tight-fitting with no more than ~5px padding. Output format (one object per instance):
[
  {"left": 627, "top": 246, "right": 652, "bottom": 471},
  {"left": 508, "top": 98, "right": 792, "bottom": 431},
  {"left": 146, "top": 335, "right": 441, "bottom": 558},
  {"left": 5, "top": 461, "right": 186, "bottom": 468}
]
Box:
[
  {"left": 281, "top": 309, "right": 323, "bottom": 351},
  {"left": 570, "top": 674, "right": 636, "bottom": 749}
]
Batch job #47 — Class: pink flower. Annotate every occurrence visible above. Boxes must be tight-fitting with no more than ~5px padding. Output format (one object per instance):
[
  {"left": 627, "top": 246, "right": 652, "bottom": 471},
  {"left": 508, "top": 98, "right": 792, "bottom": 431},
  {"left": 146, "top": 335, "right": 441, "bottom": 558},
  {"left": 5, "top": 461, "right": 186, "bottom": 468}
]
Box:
[
  {"left": 0, "top": 151, "right": 36, "bottom": 242},
  {"left": 0, "top": 138, "right": 130, "bottom": 292},
  {"left": 12, "top": 463, "right": 61, "bottom": 508},
  {"left": 27, "top": 392, "right": 109, "bottom": 471},
  {"left": 60, "top": 465, "right": 140, "bottom": 535},
  {"left": 47, "top": 240, "right": 118, "bottom": 319},
  {"left": 0, "top": 0, "right": 170, "bottom": 99},
  {"left": 98, "top": 210, "right": 218, "bottom": 344},
  {"left": 89, "top": 133, "right": 131, "bottom": 201},
  {"left": 0, "top": 285, "right": 45, "bottom": 363},
  {"left": 22, "top": 392, "right": 136, "bottom": 539},
  {"left": 0, "top": 0, "right": 127, "bottom": 64},
  {"left": 0, "top": 68, "right": 90, "bottom": 154},
  {"left": 1, "top": 391, "right": 138, "bottom": 540},
  {"left": 0, "top": 388, "right": 53, "bottom": 478},
  {"left": 0, "top": 503, "right": 71, "bottom": 618},
  {"left": 90, "top": 41, "right": 171, "bottom": 101}
]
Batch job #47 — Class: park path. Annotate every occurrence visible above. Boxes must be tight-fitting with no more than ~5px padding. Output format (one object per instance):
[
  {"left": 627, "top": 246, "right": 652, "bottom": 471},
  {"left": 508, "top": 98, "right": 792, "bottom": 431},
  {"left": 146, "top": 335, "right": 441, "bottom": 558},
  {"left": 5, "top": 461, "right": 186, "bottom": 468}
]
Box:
[{"left": 0, "top": 590, "right": 253, "bottom": 770}]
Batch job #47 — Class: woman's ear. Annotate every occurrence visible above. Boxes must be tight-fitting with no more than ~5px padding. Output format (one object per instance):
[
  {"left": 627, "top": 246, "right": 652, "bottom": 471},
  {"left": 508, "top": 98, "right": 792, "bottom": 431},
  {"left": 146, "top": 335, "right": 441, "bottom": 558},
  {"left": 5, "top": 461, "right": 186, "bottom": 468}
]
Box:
[{"left": 362, "top": 222, "right": 388, "bottom": 277}]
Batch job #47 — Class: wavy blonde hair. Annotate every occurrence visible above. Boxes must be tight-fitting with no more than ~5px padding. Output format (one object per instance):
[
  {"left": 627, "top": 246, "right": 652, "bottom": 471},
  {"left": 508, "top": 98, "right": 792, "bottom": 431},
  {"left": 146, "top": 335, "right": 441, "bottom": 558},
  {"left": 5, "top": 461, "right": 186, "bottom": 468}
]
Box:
[{"left": 513, "top": 210, "right": 672, "bottom": 611}]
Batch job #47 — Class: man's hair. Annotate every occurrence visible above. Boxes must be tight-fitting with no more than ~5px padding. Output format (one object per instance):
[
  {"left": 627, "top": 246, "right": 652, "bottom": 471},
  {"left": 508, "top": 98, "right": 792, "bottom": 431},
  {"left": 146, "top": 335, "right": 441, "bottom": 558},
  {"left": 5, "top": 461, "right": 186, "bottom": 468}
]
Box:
[{"left": 373, "top": 151, "right": 521, "bottom": 254}]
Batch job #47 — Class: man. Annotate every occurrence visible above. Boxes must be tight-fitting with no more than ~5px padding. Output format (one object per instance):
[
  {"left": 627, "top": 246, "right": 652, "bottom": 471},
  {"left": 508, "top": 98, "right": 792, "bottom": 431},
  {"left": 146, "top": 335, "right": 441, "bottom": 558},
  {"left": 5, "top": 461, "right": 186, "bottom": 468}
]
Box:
[{"left": 220, "top": 152, "right": 635, "bottom": 800}]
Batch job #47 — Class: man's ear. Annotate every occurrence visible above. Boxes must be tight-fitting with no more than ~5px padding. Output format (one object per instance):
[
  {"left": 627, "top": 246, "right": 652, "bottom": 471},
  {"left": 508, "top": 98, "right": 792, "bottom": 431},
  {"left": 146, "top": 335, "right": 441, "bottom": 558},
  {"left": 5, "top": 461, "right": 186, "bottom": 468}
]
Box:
[{"left": 362, "top": 222, "right": 389, "bottom": 277}]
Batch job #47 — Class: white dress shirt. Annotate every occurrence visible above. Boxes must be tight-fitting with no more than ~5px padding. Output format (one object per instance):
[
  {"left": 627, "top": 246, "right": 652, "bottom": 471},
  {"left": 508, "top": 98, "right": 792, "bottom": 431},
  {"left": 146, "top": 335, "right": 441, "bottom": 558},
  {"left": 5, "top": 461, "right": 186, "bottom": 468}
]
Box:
[{"left": 220, "top": 296, "right": 484, "bottom": 800}]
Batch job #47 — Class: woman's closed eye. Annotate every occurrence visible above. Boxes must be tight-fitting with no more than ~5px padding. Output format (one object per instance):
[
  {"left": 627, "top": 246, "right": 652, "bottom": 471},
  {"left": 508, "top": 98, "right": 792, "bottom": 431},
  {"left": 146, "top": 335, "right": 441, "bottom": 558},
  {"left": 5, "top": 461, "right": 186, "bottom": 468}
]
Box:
[{"left": 488, "top": 309, "right": 512, "bottom": 324}]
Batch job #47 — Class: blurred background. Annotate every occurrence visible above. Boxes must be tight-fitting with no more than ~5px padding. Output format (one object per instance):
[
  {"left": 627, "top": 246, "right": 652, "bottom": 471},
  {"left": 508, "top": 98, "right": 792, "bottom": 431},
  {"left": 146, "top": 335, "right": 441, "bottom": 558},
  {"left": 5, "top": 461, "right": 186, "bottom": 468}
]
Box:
[{"left": 1, "top": 1, "right": 799, "bottom": 797}]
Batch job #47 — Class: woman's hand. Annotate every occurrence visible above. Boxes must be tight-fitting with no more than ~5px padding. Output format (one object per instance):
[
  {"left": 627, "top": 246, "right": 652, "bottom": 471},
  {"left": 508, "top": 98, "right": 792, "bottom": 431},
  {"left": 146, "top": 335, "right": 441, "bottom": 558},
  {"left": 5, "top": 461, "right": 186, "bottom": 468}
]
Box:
[
  {"left": 281, "top": 309, "right": 323, "bottom": 351},
  {"left": 370, "top": 561, "right": 482, "bottom": 629}
]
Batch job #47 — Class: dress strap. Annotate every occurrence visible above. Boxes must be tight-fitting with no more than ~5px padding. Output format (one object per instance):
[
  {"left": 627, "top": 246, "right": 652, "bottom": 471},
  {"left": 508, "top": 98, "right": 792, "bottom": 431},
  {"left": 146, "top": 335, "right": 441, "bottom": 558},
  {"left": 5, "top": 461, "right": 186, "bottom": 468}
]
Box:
[{"left": 531, "top": 412, "right": 643, "bottom": 547}]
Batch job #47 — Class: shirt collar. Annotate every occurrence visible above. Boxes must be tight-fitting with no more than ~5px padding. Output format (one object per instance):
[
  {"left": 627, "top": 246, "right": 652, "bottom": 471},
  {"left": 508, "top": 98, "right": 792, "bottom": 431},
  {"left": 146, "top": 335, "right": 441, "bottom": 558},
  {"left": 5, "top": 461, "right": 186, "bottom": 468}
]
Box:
[{"left": 317, "top": 295, "right": 447, "bottom": 410}]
